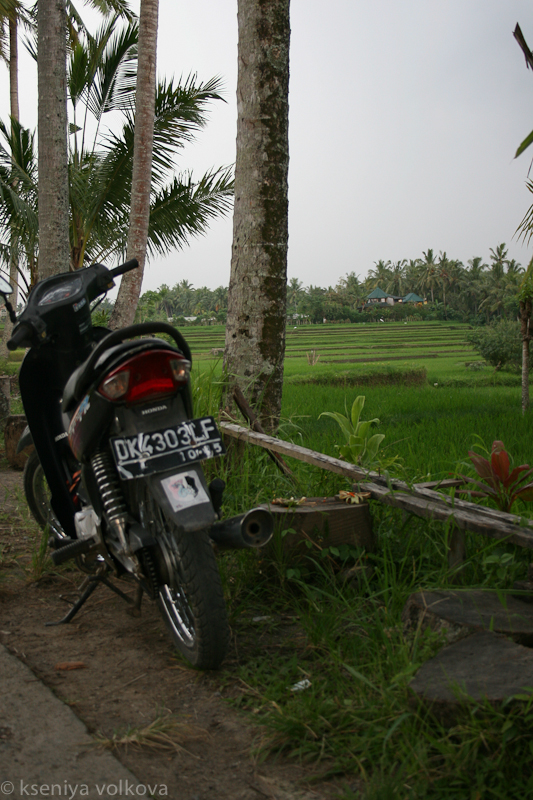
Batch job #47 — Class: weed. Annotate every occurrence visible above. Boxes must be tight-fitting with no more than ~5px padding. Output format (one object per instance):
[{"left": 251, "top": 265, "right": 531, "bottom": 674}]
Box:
[
  {"left": 92, "top": 711, "right": 209, "bottom": 754},
  {"left": 25, "top": 528, "right": 53, "bottom": 583}
]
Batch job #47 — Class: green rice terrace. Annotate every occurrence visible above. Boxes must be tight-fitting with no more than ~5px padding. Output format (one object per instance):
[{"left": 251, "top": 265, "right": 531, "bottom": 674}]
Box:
[{"left": 182, "top": 320, "right": 533, "bottom": 484}]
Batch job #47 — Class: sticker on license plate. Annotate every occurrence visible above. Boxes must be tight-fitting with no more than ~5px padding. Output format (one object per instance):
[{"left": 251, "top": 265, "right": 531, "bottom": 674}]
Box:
[{"left": 110, "top": 416, "right": 226, "bottom": 479}]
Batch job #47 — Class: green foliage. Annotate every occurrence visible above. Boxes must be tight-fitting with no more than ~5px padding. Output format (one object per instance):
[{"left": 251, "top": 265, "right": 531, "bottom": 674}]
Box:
[
  {"left": 319, "top": 395, "right": 395, "bottom": 470},
  {"left": 186, "top": 347, "right": 533, "bottom": 798},
  {"left": 457, "top": 440, "right": 533, "bottom": 513},
  {"left": 466, "top": 319, "right": 522, "bottom": 369}
]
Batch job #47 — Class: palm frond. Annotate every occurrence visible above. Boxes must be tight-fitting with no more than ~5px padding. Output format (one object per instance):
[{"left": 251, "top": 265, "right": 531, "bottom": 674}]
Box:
[{"left": 146, "top": 167, "right": 234, "bottom": 258}]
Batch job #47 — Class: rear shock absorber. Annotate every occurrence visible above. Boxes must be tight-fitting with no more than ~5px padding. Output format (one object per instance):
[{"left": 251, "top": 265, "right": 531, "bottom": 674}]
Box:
[{"left": 90, "top": 449, "right": 131, "bottom": 556}]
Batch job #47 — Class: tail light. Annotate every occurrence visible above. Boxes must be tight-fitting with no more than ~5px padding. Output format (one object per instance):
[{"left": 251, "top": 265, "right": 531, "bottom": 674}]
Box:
[{"left": 98, "top": 349, "right": 190, "bottom": 405}]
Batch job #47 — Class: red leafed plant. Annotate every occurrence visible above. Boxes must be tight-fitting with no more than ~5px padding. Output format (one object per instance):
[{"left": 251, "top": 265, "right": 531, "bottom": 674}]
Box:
[{"left": 458, "top": 440, "right": 533, "bottom": 513}]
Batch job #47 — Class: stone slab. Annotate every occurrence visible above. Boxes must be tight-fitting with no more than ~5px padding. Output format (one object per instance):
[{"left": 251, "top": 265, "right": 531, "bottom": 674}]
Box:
[
  {"left": 409, "top": 631, "right": 533, "bottom": 724},
  {"left": 0, "top": 644, "right": 141, "bottom": 799},
  {"left": 402, "top": 589, "right": 533, "bottom": 645}
]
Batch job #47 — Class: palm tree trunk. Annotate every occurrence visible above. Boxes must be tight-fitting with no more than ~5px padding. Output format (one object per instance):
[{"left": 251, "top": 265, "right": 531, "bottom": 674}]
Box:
[
  {"left": 109, "top": 0, "right": 158, "bottom": 329},
  {"left": 37, "top": 0, "right": 70, "bottom": 281},
  {"left": 0, "top": 14, "right": 19, "bottom": 358},
  {"left": 223, "top": 0, "right": 290, "bottom": 432},
  {"left": 520, "top": 298, "right": 532, "bottom": 415},
  {"left": 9, "top": 15, "right": 19, "bottom": 122}
]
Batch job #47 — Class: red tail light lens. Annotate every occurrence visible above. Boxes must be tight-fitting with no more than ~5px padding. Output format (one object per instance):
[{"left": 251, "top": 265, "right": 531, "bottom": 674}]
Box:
[{"left": 98, "top": 350, "right": 190, "bottom": 404}]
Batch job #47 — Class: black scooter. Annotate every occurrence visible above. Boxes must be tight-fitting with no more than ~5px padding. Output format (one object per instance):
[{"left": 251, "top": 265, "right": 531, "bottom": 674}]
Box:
[{"left": 0, "top": 261, "right": 272, "bottom": 670}]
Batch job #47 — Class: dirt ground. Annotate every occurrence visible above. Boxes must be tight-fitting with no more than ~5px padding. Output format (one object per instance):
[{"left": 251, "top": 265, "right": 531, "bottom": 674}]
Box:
[{"left": 0, "top": 463, "right": 354, "bottom": 800}]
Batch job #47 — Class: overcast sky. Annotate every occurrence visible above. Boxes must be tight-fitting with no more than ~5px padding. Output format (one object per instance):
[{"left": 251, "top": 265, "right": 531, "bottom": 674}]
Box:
[{"left": 3, "top": 0, "right": 533, "bottom": 293}]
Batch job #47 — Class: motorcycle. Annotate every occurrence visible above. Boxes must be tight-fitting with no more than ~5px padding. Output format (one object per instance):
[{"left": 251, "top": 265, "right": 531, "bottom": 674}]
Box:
[{"left": 0, "top": 260, "right": 273, "bottom": 670}]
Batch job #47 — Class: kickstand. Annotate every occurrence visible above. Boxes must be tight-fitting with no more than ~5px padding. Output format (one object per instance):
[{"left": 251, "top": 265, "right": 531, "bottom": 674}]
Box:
[{"left": 45, "top": 570, "right": 143, "bottom": 626}]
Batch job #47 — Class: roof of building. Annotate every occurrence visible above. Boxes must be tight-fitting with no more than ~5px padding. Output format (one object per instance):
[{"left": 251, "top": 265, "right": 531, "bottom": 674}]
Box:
[
  {"left": 366, "top": 287, "right": 391, "bottom": 299},
  {"left": 403, "top": 292, "right": 425, "bottom": 302}
]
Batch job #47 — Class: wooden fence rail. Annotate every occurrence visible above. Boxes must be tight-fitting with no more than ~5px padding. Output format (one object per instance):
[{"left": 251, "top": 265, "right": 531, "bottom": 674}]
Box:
[{"left": 220, "top": 422, "right": 533, "bottom": 552}]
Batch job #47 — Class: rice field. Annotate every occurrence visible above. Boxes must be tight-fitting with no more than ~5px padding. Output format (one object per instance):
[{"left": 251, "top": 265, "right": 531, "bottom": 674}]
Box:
[{"left": 186, "top": 320, "right": 533, "bottom": 480}]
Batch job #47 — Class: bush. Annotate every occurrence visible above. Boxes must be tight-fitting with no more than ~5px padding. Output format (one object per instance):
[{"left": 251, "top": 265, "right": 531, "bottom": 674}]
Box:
[{"left": 466, "top": 319, "right": 522, "bottom": 369}]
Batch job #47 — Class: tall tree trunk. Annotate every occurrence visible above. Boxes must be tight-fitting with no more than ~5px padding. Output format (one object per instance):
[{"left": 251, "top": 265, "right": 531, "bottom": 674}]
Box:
[
  {"left": 9, "top": 15, "right": 18, "bottom": 122},
  {"left": 0, "top": 14, "right": 19, "bottom": 358},
  {"left": 520, "top": 297, "right": 532, "bottom": 415},
  {"left": 37, "top": 0, "right": 70, "bottom": 281},
  {"left": 109, "top": 0, "right": 158, "bottom": 329},
  {"left": 223, "top": 0, "right": 290, "bottom": 432}
]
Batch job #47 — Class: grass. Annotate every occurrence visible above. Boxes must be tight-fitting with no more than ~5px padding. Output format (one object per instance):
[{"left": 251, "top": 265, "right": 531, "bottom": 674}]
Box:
[
  {"left": 185, "top": 321, "right": 533, "bottom": 798},
  {"left": 92, "top": 710, "right": 209, "bottom": 754},
  {"left": 5, "top": 319, "right": 533, "bottom": 796},
  {"left": 216, "top": 492, "right": 533, "bottom": 799}
]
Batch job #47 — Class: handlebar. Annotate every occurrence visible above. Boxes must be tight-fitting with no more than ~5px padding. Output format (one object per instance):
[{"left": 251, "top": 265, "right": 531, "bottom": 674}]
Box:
[
  {"left": 7, "top": 322, "right": 33, "bottom": 351},
  {"left": 7, "top": 259, "right": 140, "bottom": 352},
  {"left": 109, "top": 259, "right": 139, "bottom": 279}
]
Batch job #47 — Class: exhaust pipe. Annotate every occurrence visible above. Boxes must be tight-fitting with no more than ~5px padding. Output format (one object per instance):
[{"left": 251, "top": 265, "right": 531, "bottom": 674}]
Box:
[{"left": 209, "top": 506, "right": 274, "bottom": 550}]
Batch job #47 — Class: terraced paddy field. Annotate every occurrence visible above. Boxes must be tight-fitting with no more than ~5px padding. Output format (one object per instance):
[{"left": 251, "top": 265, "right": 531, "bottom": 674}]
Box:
[
  {"left": 184, "top": 321, "right": 473, "bottom": 365},
  {"left": 182, "top": 321, "right": 533, "bottom": 484}
]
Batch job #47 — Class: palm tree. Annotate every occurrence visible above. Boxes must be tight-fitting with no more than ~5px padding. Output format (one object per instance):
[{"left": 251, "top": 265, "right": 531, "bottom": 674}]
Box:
[
  {"left": 110, "top": 0, "right": 158, "bottom": 328},
  {"left": 489, "top": 243, "right": 509, "bottom": 280},
  {"left": 336, "top": 271, "right": 361, "bottom": 308},
  {"left": 417, "top": 248, "right": 438, "bottom": 303},
  {"left": 463, "top": 256, "right": 487, "bottom": 317},
  {"left": 386, "top": 260, "right": 407, "bottom": 296},
  {"left": 367, "top": 259, "right": 391, "bottom": 290},
  {"left": 65, "top": 19, "right": 233, "bottom": 271},
  {"left": 37, "top": 0, "right": 70, "bottom": 281},
  {"left": 224, "top": 0, "right": 290, "bottom": 431},
  {"left": 0, "top": 19, "right": 233, "bottom": 301},
  {"left": 0, "top": 117, "right": 38, "bottom": 293},
  {"left": 287, "top": 277, "right": 304, "bottom": 313}
]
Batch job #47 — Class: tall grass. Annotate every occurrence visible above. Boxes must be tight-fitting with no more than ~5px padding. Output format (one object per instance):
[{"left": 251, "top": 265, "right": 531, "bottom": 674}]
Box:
[{"left": 186, "top": 322, "right": 533, "bottom": 799}]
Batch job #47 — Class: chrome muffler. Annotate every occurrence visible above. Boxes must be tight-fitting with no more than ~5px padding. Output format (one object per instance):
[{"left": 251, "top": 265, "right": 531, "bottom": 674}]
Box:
[{"left": 209, "top": 506, "right": 274, "bottom": 550}]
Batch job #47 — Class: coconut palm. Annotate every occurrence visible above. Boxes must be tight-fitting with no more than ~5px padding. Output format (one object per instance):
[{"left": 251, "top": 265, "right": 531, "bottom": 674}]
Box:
[
  {"left": 0, "top": 117, "right": 38, "bottom": 293},
  {"left": 417, "top": 248, "right": 438, "bottom": 303},
  {"left": 367, "top": 259, "right": 392, "bottom": 291},
  {"left": 489, "top": 243, "right": 509, "bottom": 280},
  {"left": 336, "top": 271, "right": 361, "bottom": 308},
  {"left": 0, "top": 18, "right": 233, "bottom": 301},
  {"left": 66, "top": 19, "right": 233, "bottom": 270},
  {"left": 386, "top": 259, "right": 407, "bottom": 297},
  {"left": 287, "top": 277, "right": 304, "bottom": 312}
]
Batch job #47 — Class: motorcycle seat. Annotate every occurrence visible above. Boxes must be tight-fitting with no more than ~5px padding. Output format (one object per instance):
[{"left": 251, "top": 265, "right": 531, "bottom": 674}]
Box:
[{"left": 62, "top": 337, "right": 180, "bottom": 413}]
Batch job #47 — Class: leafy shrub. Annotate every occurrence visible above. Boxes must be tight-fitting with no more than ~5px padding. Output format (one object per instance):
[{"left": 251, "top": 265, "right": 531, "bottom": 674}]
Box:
[
  {"left": 458, "top": 440, "right": 533, "bottom": 513},
  {"left": 466, "top": 319, "right": 522, "bottom": 369},
  {"left": 319, "top": 395, "right": 398, "bottom": 470}
]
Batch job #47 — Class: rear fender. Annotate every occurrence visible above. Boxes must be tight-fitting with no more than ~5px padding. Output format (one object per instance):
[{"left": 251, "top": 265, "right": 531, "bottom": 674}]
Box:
[{"left": 145, "top": 464, "right": 216, "bottom": 533}]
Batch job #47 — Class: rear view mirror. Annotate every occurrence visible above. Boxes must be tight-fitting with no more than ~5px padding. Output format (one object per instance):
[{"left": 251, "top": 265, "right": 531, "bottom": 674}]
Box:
[{"left": 0, "top": 276, "right": 13, "bottom": 296}]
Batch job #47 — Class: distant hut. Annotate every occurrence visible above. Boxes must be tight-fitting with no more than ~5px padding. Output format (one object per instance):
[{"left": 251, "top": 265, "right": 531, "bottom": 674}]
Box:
[
  {"left": 362, "top": 287, "right": 403, "bottom": 310},
  {"left": 402, "top": 292, "right": 426, "bottom": 305}
]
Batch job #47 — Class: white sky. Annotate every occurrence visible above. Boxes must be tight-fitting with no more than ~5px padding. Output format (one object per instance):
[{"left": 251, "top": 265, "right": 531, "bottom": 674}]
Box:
[{"left": 3, "top": 0, "right": 533, "bottom": 293}]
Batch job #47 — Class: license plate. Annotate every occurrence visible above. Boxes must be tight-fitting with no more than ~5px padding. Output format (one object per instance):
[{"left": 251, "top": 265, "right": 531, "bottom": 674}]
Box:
[{"left": 110, "top": 416, "right": 226, "bottom": 479}]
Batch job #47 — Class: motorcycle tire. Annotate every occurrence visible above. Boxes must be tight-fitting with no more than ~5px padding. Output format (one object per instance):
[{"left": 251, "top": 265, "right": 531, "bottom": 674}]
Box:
[
  {"left": 134, "top": 484, "right": 230, "bottom": 670},
  {"left": 23, "top": 449, "right": 64, "bottom": 534}
]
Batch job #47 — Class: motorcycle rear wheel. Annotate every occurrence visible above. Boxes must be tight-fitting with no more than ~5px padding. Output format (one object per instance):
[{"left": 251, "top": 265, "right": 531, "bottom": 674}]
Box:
[
  {"left": 23, "top": 449, "right": 64, "bottom": 534},
  {"left": 135, "top": 485, "right": 230, "bottom": 670}
]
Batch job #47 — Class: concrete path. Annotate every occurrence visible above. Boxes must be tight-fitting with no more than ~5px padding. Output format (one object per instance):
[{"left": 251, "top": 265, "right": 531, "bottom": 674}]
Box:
[{"left": 0, "top": 644, "right": 146, "bottom": 799}]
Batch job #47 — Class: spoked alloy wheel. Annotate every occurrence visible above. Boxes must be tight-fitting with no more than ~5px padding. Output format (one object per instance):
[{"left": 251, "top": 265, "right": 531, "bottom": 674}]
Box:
[
  {"left": 23, "top": 449, "right": 65, "bottom": 537},
  {"left": 135, "top": 484, "right": 229, "bottom": 670}
]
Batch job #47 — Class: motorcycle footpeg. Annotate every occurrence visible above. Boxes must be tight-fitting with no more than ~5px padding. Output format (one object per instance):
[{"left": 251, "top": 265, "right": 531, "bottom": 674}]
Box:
[
  {"left": 51, "top": 537, "right": 97, "bottom": 566},
  {"left": 48, "top": 535, "right": 74, "bottom": 551}
]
